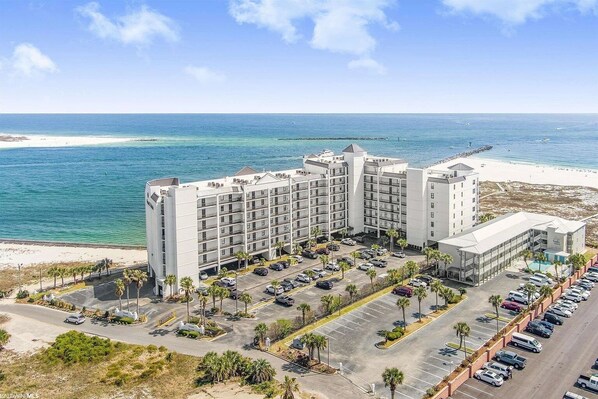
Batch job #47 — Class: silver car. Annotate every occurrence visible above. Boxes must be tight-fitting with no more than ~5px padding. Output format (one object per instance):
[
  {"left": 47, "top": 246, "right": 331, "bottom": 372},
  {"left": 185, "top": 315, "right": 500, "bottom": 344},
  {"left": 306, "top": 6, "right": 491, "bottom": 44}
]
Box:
[{"left": 65, "top": 313, "right": 86, "bottom": 325}]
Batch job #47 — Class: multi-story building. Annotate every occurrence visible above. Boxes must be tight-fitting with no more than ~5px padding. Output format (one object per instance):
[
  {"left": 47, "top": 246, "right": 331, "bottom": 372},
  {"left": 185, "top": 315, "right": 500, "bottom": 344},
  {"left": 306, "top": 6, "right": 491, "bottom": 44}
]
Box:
[
  {"left": 145, "top": 144, "right": 479, "bottom": 294},
  {"left": 438, "top": 212, "right": 586, "bottom": 286}
]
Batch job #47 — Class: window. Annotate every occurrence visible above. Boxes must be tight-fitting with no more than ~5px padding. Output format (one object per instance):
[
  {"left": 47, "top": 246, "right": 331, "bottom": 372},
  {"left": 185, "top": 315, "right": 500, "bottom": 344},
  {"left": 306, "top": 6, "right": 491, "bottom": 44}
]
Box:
[
  {"left": 431, "top": 183, "right": 434, "bottom": 189},
  {"left": 461, "top": 182, "right": 464, "bottom": 188},
  {"left": 431, "top": 231, "right": 434, "bottom": 237},
  {"left": 431, "top": 221, "right": 435, "bottom": 227},
  {"left": 472, "top": 206, "right": 476, "bottom": 212},
  {"left": 221, "top": 249, "right": 226, "bottom": 256},
  {"left": 431, "top": 193, "right": 435, "bottom": 199},
  {"left": 431, "top": 202, "right": 435, "bottom": 209},
  {"left": 431, "top": 212, "right": 434, "bottom": 218}
]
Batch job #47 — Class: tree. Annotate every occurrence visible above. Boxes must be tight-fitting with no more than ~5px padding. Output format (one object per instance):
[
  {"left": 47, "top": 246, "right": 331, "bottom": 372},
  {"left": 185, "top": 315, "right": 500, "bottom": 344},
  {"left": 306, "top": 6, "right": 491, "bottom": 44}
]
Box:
[
  {"left": 414, "top": 286, "right": 427, "bottom": 322},
  {"left": 288, "top": 257, "right": 298, "bottom": 267},
  {"left": 371, "top": 244, "right": 381, "bottom": 253},
  {"left": 539, "top": 285, "right": 553, "bottom": 299},
  {"left": 350, "top": 250, "right": 360, "bottom": 267},
  {"left": 479, "top": 213, "right": 496, "bottom": 223},
  {"left": 164, "top": 274, "right": 176, "bottom": 298},
  {"left": 275, "top": 241, "right": 286, "bottom": 258},
  {"left": 440, "top": 287, "right": 454, "bottom": 307},
  {"left": 521, "top": 249, "right": 533, "bottom": 267},
  {"left": 396, "top": 297, "right": 410, "bottom": 327},
  {"left": 310, "top": 226, "right": 322, "bottom": 244},
  {"left": 180, "top": 276, "right": 195, "bottom": 322},
  {"left": 247, "top": 359, "right": 276, "bottom": 384},
  {"left": 387, "top": 269, "right": 401, "bottom": 284},
  {"left": 397, "top": 239, "right": 408, "bottom": 253},
  {"left": 366, "top": 268, "right": 377, "bottom": 292},
  {"left": 218, "top": 267, "right": 229, "bottom": 280},
  {"left": 297, "top": 303, "right": 311, "bottom": 325},
  {"left": 115, "top": 278, "right": 125, "bottom": 310},
  {"left": 0, "top": 328, "right": 10, "bottom": 350},
  {"left": 199, "top": 295, "right": 208, "bottom": 326},
  {"left": 569, "top": 253, "right": 586, "bottom": 271},
  {"left": 430, "top": 280, "right": 444, "bottom": 311},
  {"left": 47, "top": 267, "right": 60, "bottom": 289},
  {"left": 422, "top": 247, "right": 434, "bottom": 270},
  {"left": 58, "top": 268, "right": 67, "bottom": 287},
  {"left": 313, "top": 334, "right": 327, "bottom": 363},
  {"left": 281, "top": 375, "right": 299, "bottom": 399},
  {"left": 488, "top": 294, "right": 502, "bottom": 334},
  {"left": 271, "top": 280, "right": 281, "bottom": 298},
  {"left": 345, "top": 284, "right": 357, "bottom": 302},
  {"left": 386, "top": 228, "right": 399, "bottom": 251},
  {"left": 553, "top": 260, "right": 562, "bottom": 282},
  {"left": 522, "top": 283, "right": 537, "bottom": 309},
  {"left": 122, "top": 269, "right": 132, "bottom": 310},
  {"left": 235, "top": 251, "right": 246, "bottom": 270},
  {"left": 254, "top": 323, "right": 268, "bottom": 347},
  {"left": 382, "top": 367, "right": 404, "bottom": 399},
  {"left": 405, "top": 261, "right": 419, "bottom": 279},
  {"left": 207, "top": 284, "right": 219, "bottom": 310},
  {"left": 304, "top": 270, "right": 315, "bottom": 284},
  {"left": 300, "top": 333, "right": 316, "bottom": 360},
  {"left": 71, "top": 267, "right": 79, "bottom": 284},
  {"left": 439, "top": 253, "right": 453, "bottom": 277},
  {"left": 132, "top": 270, "right": 148, "bottom": 315},
  {"left": 319, "top": 254, "right": 329, "bottom": 269},
  {"left": 453, "top": 322, "right": 471, "bottom": 360},
  {"left": 321, "top": 295, "right": 334, "bottom": 315},
  {"left": 339, "top": 227, "right": 348, "bottom": 239},
  {"left": 239, "top": 292, "right": 253, "bottom": 314},
  {"left": 339, "top": 260, "right": 350, "bottom": 279},
  {"left": 217, "top": 286, "right": 230, "bottom": 313},
  {"left": 293, "top": 242, "right": 302, "bottom": 255}
]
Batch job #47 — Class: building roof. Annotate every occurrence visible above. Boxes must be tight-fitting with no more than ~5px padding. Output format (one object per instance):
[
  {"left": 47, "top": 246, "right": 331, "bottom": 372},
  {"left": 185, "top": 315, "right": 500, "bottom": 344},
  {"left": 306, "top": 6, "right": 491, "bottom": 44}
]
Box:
[
  {"left": 439, "top": 212, "right": 585, "bottom": 255},
  {"left": 447, "top": 163, "right": 474, "bottom": 171},
  {"left": 235, "top": 166, "right": 259, "bottom": 176},
  {"left": 342, "top": 143, "right": 366, "bottom": 153}
]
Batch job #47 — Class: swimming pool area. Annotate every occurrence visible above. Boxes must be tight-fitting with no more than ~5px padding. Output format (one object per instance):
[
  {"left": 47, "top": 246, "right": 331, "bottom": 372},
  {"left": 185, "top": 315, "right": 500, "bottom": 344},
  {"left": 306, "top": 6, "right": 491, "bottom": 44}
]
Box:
[{"left": 529, "top": 261, "right": 553, "bottom": 272}]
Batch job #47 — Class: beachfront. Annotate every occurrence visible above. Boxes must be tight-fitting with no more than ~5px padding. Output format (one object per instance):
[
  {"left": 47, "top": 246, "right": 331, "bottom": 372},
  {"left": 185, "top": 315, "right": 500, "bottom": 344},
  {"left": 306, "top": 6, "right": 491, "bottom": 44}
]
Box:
[{"left": 0, "top": 134, "right": 133, "bottom": 149}]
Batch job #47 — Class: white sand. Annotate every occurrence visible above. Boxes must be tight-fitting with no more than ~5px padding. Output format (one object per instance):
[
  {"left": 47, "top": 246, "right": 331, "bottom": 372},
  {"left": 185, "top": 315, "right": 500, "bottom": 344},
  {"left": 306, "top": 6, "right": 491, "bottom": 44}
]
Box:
[
  {"left": 0, "top": 134, "right": 133, "bottom": 149},
  {"left": 439, "top": 157, "right": 598, "bottom": 189},
  {"left": 0, "top": 242, "right": 147, "bottom": 270},
  {"left": 0, "top": 312, "right": 69, "bottom": 354}
]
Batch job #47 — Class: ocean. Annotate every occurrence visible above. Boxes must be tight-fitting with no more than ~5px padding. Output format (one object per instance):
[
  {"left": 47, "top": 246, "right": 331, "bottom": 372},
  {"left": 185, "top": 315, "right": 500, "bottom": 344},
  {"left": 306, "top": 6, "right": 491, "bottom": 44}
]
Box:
[{"left": 0, "top": 114, "right": 597, "bottom": 246}]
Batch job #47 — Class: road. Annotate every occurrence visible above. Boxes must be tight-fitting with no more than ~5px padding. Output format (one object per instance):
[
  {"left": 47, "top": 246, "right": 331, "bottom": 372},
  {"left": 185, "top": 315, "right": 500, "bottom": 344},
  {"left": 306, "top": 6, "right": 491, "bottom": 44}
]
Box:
[{"left": 451, "top": 281, "right": 598, "bottom": 399}]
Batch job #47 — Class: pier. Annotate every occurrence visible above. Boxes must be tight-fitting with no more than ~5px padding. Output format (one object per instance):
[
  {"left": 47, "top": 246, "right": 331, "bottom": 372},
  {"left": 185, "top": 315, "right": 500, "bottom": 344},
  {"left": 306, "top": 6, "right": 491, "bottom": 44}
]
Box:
[{"left": 427, "top": 145, "right": 493, "bottom": 167}]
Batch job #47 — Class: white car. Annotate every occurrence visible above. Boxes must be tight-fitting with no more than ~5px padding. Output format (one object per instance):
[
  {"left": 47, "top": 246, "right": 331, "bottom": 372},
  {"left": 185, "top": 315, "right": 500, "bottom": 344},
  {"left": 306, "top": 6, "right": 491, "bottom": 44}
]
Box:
[
  {"left": 220, "top": 277, "right": 236, "bottom": 287},
  {"left": 555, "top": 299, "right": 577, "bottom": 312},
  {"left": 199, "top": 271, "right": 209, "bottom": 280},
  {"left": 325, "top": 262, "right": 340, "bottom": 271},
  {"left": 483, "top": 361, "right": 513, "bottom": 380},
  {"left": 65, "top": 314, "right": 86, "bottom": 325},
  {"left": 358, "top": 262, "right": 373, "bottom": 271},
  {"left": 266, "top": 285, "right": 284, "bottom": 295},
  {"left": 562, "top": 291, "right": 583, "bottom": 303},
  {"left": 376, "top": 248, "right": 388, "bottom": 256},
  {"left": 583, "top": 273, "right": 598, "bottom": 282},
  {"left": 548, "top": 305, "right": 572, "bottom": 318},
  {"left": 567, "top": 287, "right": 590, "bottom": 300},
  {"left": 409, "top": 278, "right": 427, "bottom": 288},
  {"left": 296, "top": 273, "right": 311, "bottom": 283},
  {"left": 392, "top": 251, "right": 406, "bottom": 258},
  {"left": 576, "top": 280, "right": 594, "bottom": 289},
  {"left": 474, "top": 370, "right": 504, "bottom": 387},
  {"left": 341, "top": 238, "right": 356, "bottom": 246},
  {"left": 312, "top": 268, "right": 328, "bottom": 278},
  {"left": 290, "top": 255, "right": 303, "bottom": 263}
]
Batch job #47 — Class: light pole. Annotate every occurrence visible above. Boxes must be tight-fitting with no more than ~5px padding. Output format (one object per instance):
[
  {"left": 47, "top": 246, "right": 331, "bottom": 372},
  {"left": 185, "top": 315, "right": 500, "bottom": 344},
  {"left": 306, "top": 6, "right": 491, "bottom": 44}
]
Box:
[
  {"left": 234, "top": 271, "right": 239, "bottom": 314},
  {"left": 447, "top": 360, "right": 454, "bottom": 376}
]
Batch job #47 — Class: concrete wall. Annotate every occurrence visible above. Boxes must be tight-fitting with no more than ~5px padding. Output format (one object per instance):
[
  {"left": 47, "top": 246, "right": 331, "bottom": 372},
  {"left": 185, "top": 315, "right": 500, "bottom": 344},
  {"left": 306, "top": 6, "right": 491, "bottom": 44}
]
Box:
[
  {"left": 344, "top": 149, "right": 366, "bottom": 233},
  {"left": 406, "top": 168, "right": 427, "bottom": 248}
]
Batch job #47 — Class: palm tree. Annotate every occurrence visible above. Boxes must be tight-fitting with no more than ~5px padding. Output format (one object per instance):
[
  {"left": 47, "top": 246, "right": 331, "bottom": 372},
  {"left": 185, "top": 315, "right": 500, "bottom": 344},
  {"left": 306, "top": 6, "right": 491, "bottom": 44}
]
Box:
[
  {"left": 288, "top": 257, "right": 298, "bottom": 267},
  {"left": 382, "top": 367, "right": 404, "bottom": 399},
  {"left": 345, "top": 284, "right": 357, "bottom": 302},
  {"left": 310, "top": 226, "right": 322, "bottom": 244},
  {"left": 239, "top": 292, "right": 252, "bottom": 314},
  {"left": 569, "top": 253, "right": 586, "bottom": 271},
  {"left": 304, "top": 270, "right": 316, "bottom": 283},
  {"left": 430, "top": 280, "right": 444, "bottom": 311},
  {"left": 405, "top": 260, "right": 419, "bottom": 279},
  {"left": 58, "top": 268, "right": 67, "bottom": 287},
  {"left": 339, "top": 260, "right": 350, "bottom": 279},
  {"left": 319, "top": 254, "right": 329, "bottom": 269},
  {"left": 199, "top": 295, "right": 208, "bottom": 326},
  {"left": 371, "top": 244, "right": 381, "bottom": 253},
  {"left": 453, "top": 322, "right": 471, "bottom": 359},
  {"left": 235, "top": 251, "right": 246, "bottom": 270},
  {"left": 275, "top": 241, "right": 286, "bottom": 258},
  {"left": 297, "top": 303, "right": 311, "bottom": 325},
  {"left": 339, "top": 227, "right": 348, "bottom": 239},
  {"left": 247, "top": 359, "right": 276, "bottom": 383},
  {"left": 397, "top": 238, "right": 408, "bottom": 253},
  {"left": 47, "top": 267, "right": 60, "bottom": 289},
  {"left": 414, "top": 286, "right": 427, "bottom": 322},
  {"left": 115, "top": 278, "right": 125, "bottom": 310},
  {"left": 522, "top": 282, "right": 537, "bottom": 309},
  {"left": 217, "top": 286, "right": 229, "bottom": 313},
  {"left": 386, "top": 228, "right": 399, "bottom": 251},
  {"left": 479, "top": 213, "right": 496, "bottom": 223},
  {"left": 539, "top": 284, "right": 553, "bottom": 299},
  {"left": 132, "top": 270, "right": 148, "bottom": 315},
  {"left": 271, "top": 280, "right": 281, "bottom": 299},
  {"left": 553, "top": 260, "right": 562, "bottom": 282},
  {"left": 396, "top": 297, "right": 410, "bottom": 327},
  {"left": 218, "top": 267, "right": 229, "bottom": 280},
  {"left": 521, "top": 249, "right": 533, "bottom": 267},
  {"left": 313, "top": 334, "right": 327, "bottom": 363},
  {"left": 281, "top": 375, "right": 299, "bottom": 399},
  {"left": 488, "top": 294, "right": 502, "bottom": 334},
  {"left": 366, "top": 268, "right": 377, "bottom": 292},
  {"left": 422, "top": 247, "right": 434, "bottom": 270},
  {"left": 321, "top": 294, "right": 334, "bottom": 314},
  {"left": 207, "top": 284, "right": 218, "bottom": 310},
  {"left": 71, "top": 267, "right": 79, "bottom": 284},
  {"left": 350, "top": 250, "right": 360, "bottom": 267},
  {"left": 387, "top": 269, "right": 401, "bottom": 284},
  {"left": 439, "top": 253, "right": 453, "bottom": 276},
  {"left": 254, "top": 323, "right": 268, "bottom": 347},
  {"left": 300, "top": 333, "right": 315, "bottom": 360},
  {"left": 164, "top": 274, "right": 176, "bottom": 298},
  {"left": 293, "top": 242, "right": 302, "bottom": 255},
  {"left": 180, "top": 276, "right": 195, "bottom": 322},
  {"left": 440, "top": 286, "right": 454, "bottom": 307},
  {"left": 122, "top": 269, "right": 132, "bottom": 310}
]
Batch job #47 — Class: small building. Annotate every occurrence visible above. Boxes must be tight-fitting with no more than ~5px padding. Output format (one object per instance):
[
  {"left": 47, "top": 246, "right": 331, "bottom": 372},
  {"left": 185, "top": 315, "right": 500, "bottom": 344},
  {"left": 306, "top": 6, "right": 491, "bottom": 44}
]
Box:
[{"left": 438, "top": 212, "right": 586, "bottom": 286}]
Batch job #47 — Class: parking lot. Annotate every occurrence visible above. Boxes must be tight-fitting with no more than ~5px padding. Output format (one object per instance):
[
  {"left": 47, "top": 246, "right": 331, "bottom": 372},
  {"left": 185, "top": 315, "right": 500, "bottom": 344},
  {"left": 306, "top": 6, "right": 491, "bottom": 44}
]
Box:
[{"left": 451, "top": 270, "right": 598, "bottom": 399}]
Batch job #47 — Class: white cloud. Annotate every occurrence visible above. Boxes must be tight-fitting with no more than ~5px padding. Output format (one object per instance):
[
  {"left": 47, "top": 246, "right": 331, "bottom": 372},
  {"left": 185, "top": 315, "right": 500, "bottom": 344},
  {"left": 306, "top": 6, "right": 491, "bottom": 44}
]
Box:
[
  {"left": 184, "top": 66, "right": 226, "bottom": 84},
  {"left": 229, "top": 0, "right": 396, "bottom": 71},
  {"left": 10, "top": 43, "right": 58, "bottom": 76},
  {"left": 348, "top": 58, "right": 387, "bottom": 75},
  {"left": 441, "top": 0, "right": 598, "bottom": 24},
  {"left": 76, "top": 2, "right": 179, "bottom": 46}
]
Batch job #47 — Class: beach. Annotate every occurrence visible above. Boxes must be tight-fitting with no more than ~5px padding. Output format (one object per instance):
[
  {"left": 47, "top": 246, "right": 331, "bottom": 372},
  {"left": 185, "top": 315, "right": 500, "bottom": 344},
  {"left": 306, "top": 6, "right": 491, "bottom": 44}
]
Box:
[
  {"left": 0, "top": 241, "right": 147, "bottom": 270},
  {"left": 0, "top": 134, "right": 133, "bottom": 149},
  {"left": 439, "top": 157, "right": 598, "bottom": 189}
]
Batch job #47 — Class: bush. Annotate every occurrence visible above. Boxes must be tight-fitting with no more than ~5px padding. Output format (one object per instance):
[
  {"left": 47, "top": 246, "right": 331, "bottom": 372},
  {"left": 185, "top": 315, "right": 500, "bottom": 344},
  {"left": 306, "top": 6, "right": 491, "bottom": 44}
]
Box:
[
  {"left": 179, "top": 330, "right": 200, "bottom": 339},
  {"left": 43, "top": 331, "right": 113, "bottom": 365},
  {"left": 27, "top": 297, "right": 35, "bottom": 303},
  {"left": 16, "top": 290, "right": 29, "bottom": 299},
  {"left": 188, "top": 316, "right": 201, "bottom": 325},
  {"left": 112, "top": 316, "right": 134, "bottom": 324},
  {"left": 269, "top": 319, "right": 293, "bottom": 340},
  {"left": 147, "top": 344, "right": 158, "bottom": 352}
]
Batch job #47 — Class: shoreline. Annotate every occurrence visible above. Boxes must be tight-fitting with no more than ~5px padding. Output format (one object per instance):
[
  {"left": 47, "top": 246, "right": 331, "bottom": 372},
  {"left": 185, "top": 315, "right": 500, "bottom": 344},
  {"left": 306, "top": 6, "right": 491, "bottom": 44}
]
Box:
[
  {"left": 0, "top": 238, "right": 145, "bottom": 250},
  {"left": 0, "top": 133, "right": 134, "bottom": 149}
]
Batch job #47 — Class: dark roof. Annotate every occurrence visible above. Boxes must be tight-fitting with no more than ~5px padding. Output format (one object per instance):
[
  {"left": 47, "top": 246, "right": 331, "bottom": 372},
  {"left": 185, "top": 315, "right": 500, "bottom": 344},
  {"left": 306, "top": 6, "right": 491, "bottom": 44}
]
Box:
[
  {"left": 447, "top": 163, "right": 474, "bottom": 171},
  {"left": 235, "top": 166, "right": 258, "bottom": 176},
  {"left": 342, "top": 143, "right": 366, "bottom": 153}
]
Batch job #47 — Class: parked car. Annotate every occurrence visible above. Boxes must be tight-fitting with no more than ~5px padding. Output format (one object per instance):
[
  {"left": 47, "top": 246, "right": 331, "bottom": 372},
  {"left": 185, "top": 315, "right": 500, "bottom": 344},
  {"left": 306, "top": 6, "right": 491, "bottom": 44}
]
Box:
[
  {"left": 228, "top": 288, "right": 240, "bottom": 299},
  {"left": 296, "top": 273, "right": 311, "bottom": 283},
  {"left": 316, "top": 280, "right": 334, "bottom": 290},
  {"left": 279, "top": 260, "right": 290, "bottom": 268},
  {"left": 555, "top": 299, "right": 578, "bottom": 312},
  {"left": 65, "top": 314, "right": 86, "bottom": 325},
  {"left": 199, "top": 271, "right": 209, "bottom": 280},
  {"left": 483, "top": 361, "right": 513, "bottom": 380},
  {"left": 417, "top": 275, "right": 435, "bottom": 285},
  {"left": 567, "top": 287, "right": 590, "bottom": 300},
  {"left": 376, "top": 248, "right": 388, "bottom": 256},
  {"left": 508, "top": 290, "right": 531, "bottom": 305},
  {"left": 358, "top": 262, "right": 373, "bottom": 271},
  {"left": 576, "top": 280, "right": 594, "bottom": 290},
  {"left": 542, "top": 311, "right": 564, "bottom": 325},
  {"left": 392, "top": 286, "right": 413, "bottom": 297},
  {"left": 354, "top": 235, "right": 365, "bottom": 243},
  {"left": 500, "top": 300, "right": 523, "bottom": 313},
  {"left": 276, "top": 295, "right": 295, "bottom": 306},
  {"left": 533, "top": 272, "right": 554, "bottom": 285},
  {"left": 281, "top": 281, "right": 294, "bottom": 291},
  {"left": 266, "top": 285, "right": 284, "bottom": 295},
  {"left": 494, "top": 350, "right": 527, "bottom": 369},
  {"left": 290, "top": 255, "right": 303, "bottom": 263},
  {"left": 220, "top": 277, "right": 236, "bottom": 287},
  {"left": 408, "top": 278, "right": 427, "bottom": 288},
  {"left": 525, "top": 321, "right": 552, "bottom": 338},
  {"left": 371, "top": 259, "right": 387, "bottom": 268},
  {"left": 533, "top": 319, "right": 555, "bottom": 332},
  {"left": 302, "top": 250, "right": 318, "bottom": 259},
  {"left": 312, "top": 268, "right": 328, "bottom": 278},
  {"left": 327, "top": 243, "right": 340, "bottom": 251},
  {"left": 360, "top": 251, "right": 373, "bottom": 260},
  {"left": 583, "top": 273, "right": 598, "bottom": 282},
  {"left": 316, "top": 247, "right": 330, "bottom": 255},
  {"left": 577, "top": 374, "right": 598, "bottom": 392},
  {"left": 316, "top": 236, "right": 329, "bottom": 244},
  {"left": 269, "top": 263, "right": 284, "bottom": 271},
  {"left": 253, "top": 267, "right": 269, "bottom": 276},
  {"left": 547, "top": 305, "right": 572, "bottom": 318},
  {"left": 196, "top": 285, "right": 209, "bottom": 296},
  {"left": 563, "top": 391, "right": 589, "bottom": 399},
  {"left": 341, "top": 238, "right": 356, "bottom": 246},
  {"left": 340, "top": 256, "right": 354, "bottom": 266},
  {"left": 325, "top": 262, "right": 340, "bottom": 271},
  {"left": 474, "top": 370, "right": 504, "bottom": 387},
  {"left": 392, "top": 251, "right": 406, "bottom": 258},
  {"left": 363, "top": 249, "right": 375, "bottom": 256},
  {"left": 283, "top": 278, "right": 299, "bottom": 289}
]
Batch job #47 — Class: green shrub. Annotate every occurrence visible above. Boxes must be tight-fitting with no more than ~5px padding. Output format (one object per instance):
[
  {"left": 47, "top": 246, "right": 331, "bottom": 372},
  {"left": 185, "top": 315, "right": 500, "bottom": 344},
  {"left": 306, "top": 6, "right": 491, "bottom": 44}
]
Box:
[
  {"left": 112, "top": 316, "right": 134, "bottom": 324},
  {"left": 0, "top": 369, "right": 5, "bottom": 382},
  {"left": 179, "top": 330, "right": 200, "bottom": 339},
  {"left": 0, "top": 329, "right": 11, "bottom": 347},
  {"left": 43, "top": 331, "right": 113, "bottom": 365},
  {"left": 188, "top": 316, "right": 201, "bottom": 325},
  {"left": 16, "top": 290, "right": 29, "bottom": 299},
  {"left": 27, "top": 297, "right": 35, "bottom": 303},
  {"left": 147, "top": 344, "right": 158, "bottom": 352}
]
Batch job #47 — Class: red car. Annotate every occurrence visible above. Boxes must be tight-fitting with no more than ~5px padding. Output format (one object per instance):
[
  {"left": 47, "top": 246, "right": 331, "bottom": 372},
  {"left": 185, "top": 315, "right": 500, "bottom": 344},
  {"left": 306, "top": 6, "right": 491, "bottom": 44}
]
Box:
[
  {"left": 392, "top": 286, "right": 413, "bottom": 297},
  {"left": 500, "top": 300, "right": 522, "bottom": 313},
  {"left": 316, "top": 248, "right": 330, "bottom": 255}
]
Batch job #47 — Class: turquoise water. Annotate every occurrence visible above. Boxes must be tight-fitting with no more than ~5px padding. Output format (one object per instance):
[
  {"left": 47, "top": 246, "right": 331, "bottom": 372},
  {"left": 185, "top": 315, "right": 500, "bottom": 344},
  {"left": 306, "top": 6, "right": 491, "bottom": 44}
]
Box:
[
  {"left": 529, "top": 261, "right": 553, "bottom": 272},
  {"left": 0, "top": 114, "right": 597, "bottom": 245}
]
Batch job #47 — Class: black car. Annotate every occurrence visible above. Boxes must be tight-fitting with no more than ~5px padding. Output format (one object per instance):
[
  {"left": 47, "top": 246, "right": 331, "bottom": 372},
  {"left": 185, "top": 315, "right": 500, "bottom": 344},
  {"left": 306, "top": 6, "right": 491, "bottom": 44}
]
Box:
[
  {"left": 327, "top": 243, "right": 340, "bottom": 251},
  {"left": 340, "top": 256, "right": 354, "bottom": 266},
  {"left": 371, "top": 259, "right": 387, "bottom": 268},
  {"left": 302, "top": 250, "right": 318, "bottom": 259},
  {"left": 317, "top": 236, "right": 329, "bottom": 243},
  {"left": 534, "top": 319, "right": 555, "bottom": 332},
  {"left": 542, "top": 311, "right": 563, "bottom": 325},
  {"left": 228, "top": 288, "right": 239, "bottom": 299},
  {"left": 525, "top": 321, "right": 552, "bottom": 338},
  {"left": 253, "top": 267, "right": 269, "bottom": 276},
  {"left": 280, "top": 260, "right": 290, "bottom": 268},
  {"left": 316, "top": 280, "right": 334, "bottom": 290},
  {"left": 417, "top": 275, "right": 435, "bottom": 285},
  {"left": 316, "top": 247, "right": 330, "bottom": 255},
  {"left": 269, "top": 263, "right": 284, "bottom": 271}
]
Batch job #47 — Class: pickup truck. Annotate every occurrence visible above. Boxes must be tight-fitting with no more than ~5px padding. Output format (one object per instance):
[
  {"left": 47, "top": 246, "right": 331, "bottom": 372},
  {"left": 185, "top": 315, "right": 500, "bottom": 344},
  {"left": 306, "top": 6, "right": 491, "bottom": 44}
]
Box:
[
  {"left": 494, "top": 350, "right": 527, "bottom": 369},
  {"left": 275, "top": 295, "right": 295, "bottom": 307},
  {"left": 577, "top": 374, "right": 598, "bottom": 392}
]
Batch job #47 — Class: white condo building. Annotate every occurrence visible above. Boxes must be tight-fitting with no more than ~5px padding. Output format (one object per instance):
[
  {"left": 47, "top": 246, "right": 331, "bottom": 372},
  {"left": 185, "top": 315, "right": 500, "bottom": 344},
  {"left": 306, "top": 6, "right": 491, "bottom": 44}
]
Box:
[{"left": 145, "top": 145, "right": 479, "bottom": 294}]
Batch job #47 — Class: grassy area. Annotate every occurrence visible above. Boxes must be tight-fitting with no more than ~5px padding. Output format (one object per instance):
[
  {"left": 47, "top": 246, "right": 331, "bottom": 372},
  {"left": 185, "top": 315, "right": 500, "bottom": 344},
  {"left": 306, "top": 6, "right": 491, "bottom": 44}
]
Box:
[
  {"left": 484, "top": 313, "right": 512, "bottom": 323},
  {"left": 0, "top": 261, "right": 92, "bottom": 293},
  {"left": 584, "top": 249, "right": 597, "bottom": 263},
  {"left": 445, "top": 342, "right": 476, "bottom": 354}
]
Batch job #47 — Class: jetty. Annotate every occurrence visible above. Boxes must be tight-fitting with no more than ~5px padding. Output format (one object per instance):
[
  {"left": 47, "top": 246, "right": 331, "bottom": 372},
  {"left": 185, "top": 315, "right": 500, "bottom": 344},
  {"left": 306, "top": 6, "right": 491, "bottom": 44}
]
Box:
[
  {"left": 427, "top": 145, "right": 493, "bottom": 167},
  {"left": 278, "top": 137, "right": 388, "bottom": 141}
]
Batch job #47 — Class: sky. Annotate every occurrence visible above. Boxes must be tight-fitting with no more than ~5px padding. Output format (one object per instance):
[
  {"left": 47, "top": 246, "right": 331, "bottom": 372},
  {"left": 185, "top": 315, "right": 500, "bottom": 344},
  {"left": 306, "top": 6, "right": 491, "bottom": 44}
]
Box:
[{"left": 0, "top": 0, "right": 597, "bottom": 113}]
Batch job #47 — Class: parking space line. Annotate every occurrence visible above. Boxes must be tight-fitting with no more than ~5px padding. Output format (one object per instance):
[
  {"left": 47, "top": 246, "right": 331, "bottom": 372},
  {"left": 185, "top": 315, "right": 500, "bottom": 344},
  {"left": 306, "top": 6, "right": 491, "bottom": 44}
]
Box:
[
  {"left": 364, "top": 306, "right": 385, "bottom": 315},
  {"left": 455, "top": 390, "right": 479, "bottom": 399},
  {"left": 475, "top": 324, "right": 499, "bottom": 333},
  {"left": 395, "top": 390, "right": 417, "bottom": 399},
  {"left": 414, "top": 366, "right": 445, "bottom": 380},
  {"left": 422, "top": 361, "right": 451, "bottom": 374},
  {"left": 463, "top": 382, "right": 494, "bottom": 396},
  {"left": 430, "top": 355, "right": 456, "bottom": 363},
  {"left": 402, "top": 382, "right": 427, "bottom": 394},
  {"left": 408, "top": 374, "right": 436, "bottom": 387}
]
